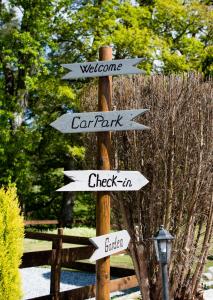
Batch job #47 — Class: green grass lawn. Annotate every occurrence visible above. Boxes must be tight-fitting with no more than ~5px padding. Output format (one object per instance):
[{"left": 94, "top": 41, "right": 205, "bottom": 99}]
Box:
[{"left": 110, "top": 254, "right": 133, "bottom": 269}]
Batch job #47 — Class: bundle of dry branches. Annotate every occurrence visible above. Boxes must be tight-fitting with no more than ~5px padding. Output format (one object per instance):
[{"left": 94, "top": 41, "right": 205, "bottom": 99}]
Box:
[{"left": 81, "top": 74, "right": 212, "bottom": 300}]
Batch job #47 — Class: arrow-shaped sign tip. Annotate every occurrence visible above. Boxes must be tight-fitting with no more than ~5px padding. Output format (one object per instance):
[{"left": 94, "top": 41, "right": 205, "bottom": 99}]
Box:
[
  {"left": 130, "top": 58, "right": 146, "bottom": 74},
  {"left": 62, "top": 73, "right": 73, "bottom": 80},
  {"left": 137, "top": 173, "right": 149, "bottom": 190},
  {"left": 50, "top": 120, "right": 57, "bottom": 129},
  {"left": 132, "top": 57, "right": 146, "bottom": 66},
  {"left": 61, "top": 64, "right": 74, "bottom": 80},
  {"left": 61, "top": 64, "right": 71, "bottom": 69},
  {"left": 56, "top": 186, "right": 65, "bottom": 192}
]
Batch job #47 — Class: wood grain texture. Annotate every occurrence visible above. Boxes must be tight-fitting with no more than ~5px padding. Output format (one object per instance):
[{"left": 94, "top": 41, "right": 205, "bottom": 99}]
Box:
[{"left": 96, "top": 46, "right": 112, "bottom": 300}]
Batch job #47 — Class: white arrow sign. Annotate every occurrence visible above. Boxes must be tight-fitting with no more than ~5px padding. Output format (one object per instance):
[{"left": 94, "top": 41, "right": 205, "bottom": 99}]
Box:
[
  {"left": 89, "top": 230, "right": 130, "bottom": 261},
  {"left": 57, "top": 170, "right": 148, "bottom": 192},
  {"left": 62, "top": 58, "right": 145, "bottom": 79},
  {"left": 50, "top": 109, "right": 149, "bottom": 133}
]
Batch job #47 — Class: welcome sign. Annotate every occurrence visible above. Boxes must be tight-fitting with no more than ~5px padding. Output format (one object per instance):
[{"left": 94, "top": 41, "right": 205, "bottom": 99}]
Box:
[{"left": 62, "top": 58, "right": 145, "bottom": 79}]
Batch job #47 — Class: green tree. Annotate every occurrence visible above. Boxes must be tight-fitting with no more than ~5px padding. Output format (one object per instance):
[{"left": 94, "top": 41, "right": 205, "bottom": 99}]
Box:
[
  {"left": 57, "top": 0, "right": 212, "bottom": 74},
  {"left": 0, "top": 1, "right": 83, "bottom": 224}
]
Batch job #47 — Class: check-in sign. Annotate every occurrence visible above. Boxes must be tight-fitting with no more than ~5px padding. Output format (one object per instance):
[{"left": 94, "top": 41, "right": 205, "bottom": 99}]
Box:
[
  {"left": 50, "top": 109, "right": 149, "bottom": 133},
  {"left": 57, "top": 170, "right": 149, "bottom": 192},
  {"left": 89, "top": 230, "right": 130, "bottom": 261},
  {"left": 62, "top": 58, "right": 145, "bottom": 79}
]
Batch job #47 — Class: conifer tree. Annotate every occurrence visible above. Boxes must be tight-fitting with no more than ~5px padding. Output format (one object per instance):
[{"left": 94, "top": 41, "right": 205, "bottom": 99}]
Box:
[{"left": 0, "top": 187, "right": 24, "bottom": 300}]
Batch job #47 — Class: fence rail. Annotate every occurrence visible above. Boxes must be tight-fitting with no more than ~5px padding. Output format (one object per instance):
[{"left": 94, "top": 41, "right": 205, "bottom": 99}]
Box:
[
  {"left": 25, "top": 231, "right": 91, "bottom": 245},
  {"left": 24, "top": 220, "right": 59, "bottom": 226},
  {"left": 28, "top": 275, "right": 138, "bottom": 300}
]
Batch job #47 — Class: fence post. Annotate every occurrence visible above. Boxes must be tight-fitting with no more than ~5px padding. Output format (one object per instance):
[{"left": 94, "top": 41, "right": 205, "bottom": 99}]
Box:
[{"left": 50, "top": 228, "right": 63, "bottom": 300}]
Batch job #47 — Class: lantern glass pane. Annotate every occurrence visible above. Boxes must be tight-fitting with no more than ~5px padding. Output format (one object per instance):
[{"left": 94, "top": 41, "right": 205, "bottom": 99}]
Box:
[{"left": 160, "top": 240, "right": 167, "bottom": 253}]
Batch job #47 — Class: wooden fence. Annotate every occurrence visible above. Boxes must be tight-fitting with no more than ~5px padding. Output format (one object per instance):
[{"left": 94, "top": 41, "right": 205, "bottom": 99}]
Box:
[
  {"left": 22, "top": 223, "right": 138, "bottom": 300},
  {"left": 24, "top": 220, "right": 59, "bottom": 226}
]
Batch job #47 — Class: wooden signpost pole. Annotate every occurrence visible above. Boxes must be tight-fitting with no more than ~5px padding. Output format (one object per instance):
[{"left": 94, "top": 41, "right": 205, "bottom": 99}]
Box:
[
  {"left": 53, "top": 44, "right": 148, "bottom": 299},
  {"left": 96, "top": 46, "right": 112, "bottom": 300}
]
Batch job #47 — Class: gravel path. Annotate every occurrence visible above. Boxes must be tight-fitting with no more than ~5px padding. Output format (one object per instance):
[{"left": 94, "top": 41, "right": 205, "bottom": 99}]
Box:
[
  {"left": 20, "top": 267, "right": 133, "bottom": 299},
  {"left": 204, "top": 289, "right": 213, "bottom": 300},
  {"left": 20, "top": 267, "right": 213, "bottom": 300}
]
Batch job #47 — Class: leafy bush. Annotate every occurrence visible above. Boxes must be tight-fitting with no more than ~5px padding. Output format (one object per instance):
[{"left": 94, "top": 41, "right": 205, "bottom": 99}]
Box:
[
  {"left": 0, "top": 187, "right": 24, "bottom": 300},
  {"left": 73, "top": 192, "right": 96, "bottom": 227}
]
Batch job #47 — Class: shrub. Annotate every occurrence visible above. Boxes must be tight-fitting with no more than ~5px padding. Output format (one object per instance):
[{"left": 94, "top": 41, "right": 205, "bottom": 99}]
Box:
[
  {"left": 0, "top": 187, "right": 24, "bottom": 300},
  {"left": 82, "top": 75, "right": 212, "bottom": 300}
]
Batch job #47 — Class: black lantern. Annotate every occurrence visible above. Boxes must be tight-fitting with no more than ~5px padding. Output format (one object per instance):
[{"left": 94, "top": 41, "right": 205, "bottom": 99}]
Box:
[
  {"left": 152, "top": 225, "right": 174, "bottom": 300},
  {"left": 153, "top": 225, "right": 174, "bottom": 264}
]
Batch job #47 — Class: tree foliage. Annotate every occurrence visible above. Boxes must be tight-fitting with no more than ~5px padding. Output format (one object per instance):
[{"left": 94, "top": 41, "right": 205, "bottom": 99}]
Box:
[
  {"left": 0, "top": 1, "right": 83, "bottom": 222},
  {"left": 57, "top": 0, "right": 212, "bottom": 74}
]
